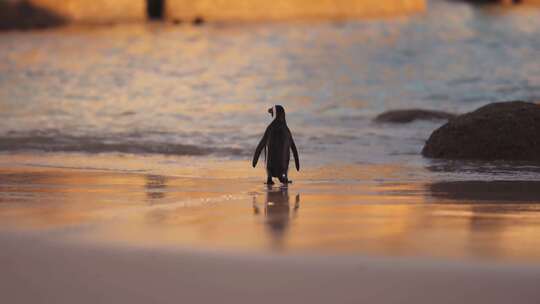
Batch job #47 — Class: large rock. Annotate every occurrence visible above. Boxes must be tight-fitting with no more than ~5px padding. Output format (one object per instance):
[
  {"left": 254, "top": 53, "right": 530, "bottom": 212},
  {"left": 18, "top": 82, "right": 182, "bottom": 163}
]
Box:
[
  {"left": 28, "top": 0, "right": 145, "bottom": 24},
  {"left": 0, "top": 1, "right": 66, "bottom": 30},
  {"left": 422, "top": 101, "right": 540, "bottom": 161},
  {"left": 375, "top": 109, "right": 456, "bottom": 123}
]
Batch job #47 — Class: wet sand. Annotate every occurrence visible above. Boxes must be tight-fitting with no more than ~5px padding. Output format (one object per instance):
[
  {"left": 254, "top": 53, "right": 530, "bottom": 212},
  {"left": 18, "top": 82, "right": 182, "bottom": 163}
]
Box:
[
  {"left": 1, "top": 153, "right": 540, "bottom": 259},
  {"left": 1, "top": 153, "right": 540, "bottom": 303}
]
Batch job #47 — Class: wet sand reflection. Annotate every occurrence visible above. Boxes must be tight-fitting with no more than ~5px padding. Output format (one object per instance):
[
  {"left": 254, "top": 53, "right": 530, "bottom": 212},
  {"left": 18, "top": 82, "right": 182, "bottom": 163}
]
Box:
[
  {"left": 145, "top": 174, "right": 167, "bottom": 202},
  {"left": 429, "top": 180, "right": 540, "bottom": 203},
  {"left": 253, "top": 186, "right": 300, "bottom": 250},
  {"left": 1, "top": 164, "right": 540, "bottom": 261},
  {"left": 428, "top": 180, "right": 540, "bottom": 259}
]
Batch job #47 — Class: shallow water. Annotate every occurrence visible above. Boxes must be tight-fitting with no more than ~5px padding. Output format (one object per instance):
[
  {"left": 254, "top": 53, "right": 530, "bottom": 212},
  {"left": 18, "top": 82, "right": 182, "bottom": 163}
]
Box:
[
  {"left": 1, "top": 155, "right": 540, "bottom": 262},
  {"left": 1, "top": 1, "right": 540, "bottom": 261}
]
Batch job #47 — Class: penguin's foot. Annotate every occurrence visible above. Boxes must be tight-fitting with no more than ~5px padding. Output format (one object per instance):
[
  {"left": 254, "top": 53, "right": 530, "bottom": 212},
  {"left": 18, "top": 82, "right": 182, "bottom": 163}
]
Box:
[
  {"left": 279, "top": 178, "right": 292, "bottom": 184},
  {"left": 266, "top": 178, "right": 274, "bottom": 185}
]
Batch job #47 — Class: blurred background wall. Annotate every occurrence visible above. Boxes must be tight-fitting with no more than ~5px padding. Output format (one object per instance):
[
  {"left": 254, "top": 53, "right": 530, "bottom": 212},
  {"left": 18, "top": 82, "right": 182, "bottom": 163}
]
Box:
[
  {"left": 21, "top": 0, "right": 426, "bottom": 24},
  {"left": 164, "top": 0, "right": 426, "bottom": 22}
]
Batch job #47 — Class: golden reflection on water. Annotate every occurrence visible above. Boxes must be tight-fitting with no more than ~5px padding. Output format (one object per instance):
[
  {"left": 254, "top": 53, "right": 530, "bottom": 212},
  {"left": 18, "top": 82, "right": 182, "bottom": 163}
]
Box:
[{"left": 1, "top": 155, "right": 540, "bottom": 262}]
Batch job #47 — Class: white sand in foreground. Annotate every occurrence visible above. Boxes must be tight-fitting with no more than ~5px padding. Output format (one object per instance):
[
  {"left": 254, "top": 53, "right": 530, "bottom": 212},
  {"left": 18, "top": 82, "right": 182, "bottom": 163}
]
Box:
[{"left": 1, "top": 232, "right": 539, "bottom": 304}]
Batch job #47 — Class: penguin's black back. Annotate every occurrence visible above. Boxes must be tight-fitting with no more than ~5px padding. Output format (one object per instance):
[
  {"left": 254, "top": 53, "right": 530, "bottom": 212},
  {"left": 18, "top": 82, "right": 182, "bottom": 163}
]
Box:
[{"left": 266, "top": 121, "right": 292, "bottom": 178}]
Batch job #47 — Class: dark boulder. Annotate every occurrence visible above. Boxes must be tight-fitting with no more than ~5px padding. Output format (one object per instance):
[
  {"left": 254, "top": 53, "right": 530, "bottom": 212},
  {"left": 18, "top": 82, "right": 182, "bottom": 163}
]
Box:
[
  {"left": 0, "top": 1, "right": 66, "bottom": 30},
  {"left": 422, "top": 101, "right": 540, "bottom": 160},
  {"left": 375, "top": 109, "right": 457, "bottom": 123}
]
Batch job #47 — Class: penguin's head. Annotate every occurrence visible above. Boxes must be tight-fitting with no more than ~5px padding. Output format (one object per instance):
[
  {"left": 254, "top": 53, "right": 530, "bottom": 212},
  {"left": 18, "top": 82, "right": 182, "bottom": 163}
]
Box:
[{"left": 268, "top": 105, "right": 285, "bottom": 121}]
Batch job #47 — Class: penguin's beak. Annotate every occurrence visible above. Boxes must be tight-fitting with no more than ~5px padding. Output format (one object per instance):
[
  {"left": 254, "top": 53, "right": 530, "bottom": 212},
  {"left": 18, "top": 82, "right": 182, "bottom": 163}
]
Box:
[{"left": 268, "top": 107, "right": 273, "bottom": 117}]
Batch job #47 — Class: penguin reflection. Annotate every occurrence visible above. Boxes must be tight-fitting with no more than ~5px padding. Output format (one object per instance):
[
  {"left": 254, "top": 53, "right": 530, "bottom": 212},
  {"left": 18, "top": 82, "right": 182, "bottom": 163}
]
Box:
[
  {"left": 253, "top": 186, "right": 300, "bottom": 249},
  {"left": 145, "top": 174, "right": 167, "bottom": 203}
]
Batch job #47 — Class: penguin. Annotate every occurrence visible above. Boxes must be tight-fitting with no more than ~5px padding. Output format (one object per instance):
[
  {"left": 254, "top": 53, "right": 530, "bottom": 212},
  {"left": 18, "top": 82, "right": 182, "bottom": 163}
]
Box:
[{"left": 252, "top": 105, "right": 300, "bottom": 185}]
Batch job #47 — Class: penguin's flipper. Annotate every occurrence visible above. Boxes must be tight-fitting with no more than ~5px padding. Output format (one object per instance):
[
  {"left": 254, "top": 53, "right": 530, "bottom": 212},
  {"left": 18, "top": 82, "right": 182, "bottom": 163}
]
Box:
[
  {"left": 290, "top": 132, "right": 300, "bottom": 171},
  {"left": 252, "top": 128, "right": 269, "bottom": 168}
]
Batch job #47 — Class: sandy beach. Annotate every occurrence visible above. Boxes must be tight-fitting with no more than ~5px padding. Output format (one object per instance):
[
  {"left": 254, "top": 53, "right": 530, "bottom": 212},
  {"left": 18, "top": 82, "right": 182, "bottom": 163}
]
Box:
[
  {"left": 1, "top": 153, "right": 540, "bottom": 304},
  {"left": 2, "top": 230, "right": 540, "bottom": 304}
]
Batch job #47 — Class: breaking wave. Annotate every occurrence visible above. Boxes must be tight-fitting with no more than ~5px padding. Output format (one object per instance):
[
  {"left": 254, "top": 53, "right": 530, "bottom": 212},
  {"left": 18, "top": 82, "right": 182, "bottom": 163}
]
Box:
[{"left": 0, "top": 133, "right": 246, "bottom": 156}]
